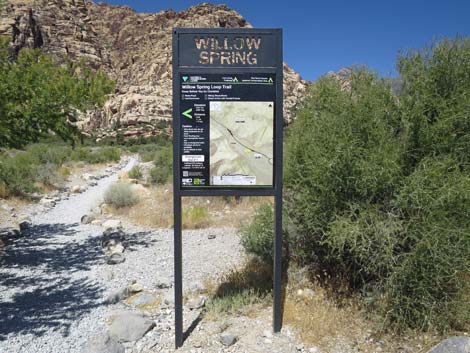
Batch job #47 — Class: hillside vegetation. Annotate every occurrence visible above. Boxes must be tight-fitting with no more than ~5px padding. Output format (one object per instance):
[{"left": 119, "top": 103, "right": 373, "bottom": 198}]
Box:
[{"left": 243, "top": 37, "right": 470, "bottom": 332}]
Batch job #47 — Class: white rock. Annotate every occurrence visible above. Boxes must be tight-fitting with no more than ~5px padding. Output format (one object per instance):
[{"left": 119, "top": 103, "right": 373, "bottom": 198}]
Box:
[
  {"left": 71, "top": 185, "right": 82, "bottom": 193},
  {"left": 102, "top": 219, "right": 122, "bottom": 230}
]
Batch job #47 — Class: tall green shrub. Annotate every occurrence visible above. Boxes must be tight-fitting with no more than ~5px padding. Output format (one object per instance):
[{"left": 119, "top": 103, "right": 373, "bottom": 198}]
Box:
[
  {"left": 285, "top": 69, "right": 403, "bottom": 270},
  {"left": 281, "top": 38, "right": 470, "bottom": 331}
]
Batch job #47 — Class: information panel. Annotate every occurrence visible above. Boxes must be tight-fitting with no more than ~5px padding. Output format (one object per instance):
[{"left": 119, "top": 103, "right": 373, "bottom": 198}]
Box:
[{"left": 179, "top": 73, "right": 275, "bottom": 187}]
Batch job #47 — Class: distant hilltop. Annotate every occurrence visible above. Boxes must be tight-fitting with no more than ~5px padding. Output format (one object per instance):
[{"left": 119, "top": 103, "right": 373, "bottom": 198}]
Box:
[{"left": 0, "top": 0, "right": 307, "bottom": 139}]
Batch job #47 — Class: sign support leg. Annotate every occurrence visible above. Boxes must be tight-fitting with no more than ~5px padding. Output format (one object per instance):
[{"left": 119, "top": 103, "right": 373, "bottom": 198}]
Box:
[
  {"left": 273, "top": 191, "right": 283, "bottom": 332},
  {"left": 174, "top": 195, "right": 183, "bottom": 349}
]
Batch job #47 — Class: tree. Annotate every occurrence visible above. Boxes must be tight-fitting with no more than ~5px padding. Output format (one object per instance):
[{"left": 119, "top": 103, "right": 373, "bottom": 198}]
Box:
[{"left": 0, "top": 40, "right": 114, "bottom": 148}]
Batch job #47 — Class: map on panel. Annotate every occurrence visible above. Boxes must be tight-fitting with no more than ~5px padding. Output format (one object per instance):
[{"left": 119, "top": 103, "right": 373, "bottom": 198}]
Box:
[{"left": 209, "top": 101, "right": 274, "bottom": 186}]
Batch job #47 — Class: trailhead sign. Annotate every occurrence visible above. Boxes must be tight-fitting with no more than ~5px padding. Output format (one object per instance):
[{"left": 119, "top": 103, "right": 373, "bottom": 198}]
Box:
[{"left": 172, "top": 28, "right": 283, "bottom": 349}]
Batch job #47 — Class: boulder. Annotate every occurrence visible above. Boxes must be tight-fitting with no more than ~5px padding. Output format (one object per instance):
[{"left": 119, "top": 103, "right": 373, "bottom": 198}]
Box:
[
  {"left": 128, "top": 292, "right": 159, "bottom": 308},
  {"left": 81, "top": 214, "right": 96, "bottom": 224},
  {"left": 220, "top": 332, "right": 237, "bottom": 347},
  {"left": 187, "top": 296, "right": 206, "bottom": 310},
  {"left": 108, "top": 312, "right": 155, "bottom": 342},
  {"left": 427, "top": 337, "right": 470, "bottom": 353},
  {"left": 106, "top": 287, "right": 129, "bottom": 304},
  {"left": 82, "top": 332, "right": 125, "bottom": 353},
  {"left": 102, "top": 219, "right": 122, "bottom": 230},
  {"left": 102, "top": 228, "right": 126, "bottom": 249},
  {"left": 107, "top": 253, "right": 125, "bottom": 265},
  {"left": 71, "top": 185, "right": 82, "bottom": 193},
  {"left": 107, "top": 242, "right": 124, "bottom": 255},
  {"left": 128, "top": 282, "right": 143, "bottom": 294},
  {"left": 19, "top": 218, "right": 32, "bottom": 231},
  {"left": 40, "top": 198, "right": 56, "bottom": 207}
]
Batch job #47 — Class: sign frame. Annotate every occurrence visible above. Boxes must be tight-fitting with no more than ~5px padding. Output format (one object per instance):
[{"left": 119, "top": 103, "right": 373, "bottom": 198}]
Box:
[{"left": 172, "top": 27, "right": 283, "bottom": 348}]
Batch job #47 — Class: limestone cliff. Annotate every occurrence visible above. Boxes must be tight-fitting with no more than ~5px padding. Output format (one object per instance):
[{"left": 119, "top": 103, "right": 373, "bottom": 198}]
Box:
[{"left": 0, "top": 0, "right": 307, "bottom": 138}]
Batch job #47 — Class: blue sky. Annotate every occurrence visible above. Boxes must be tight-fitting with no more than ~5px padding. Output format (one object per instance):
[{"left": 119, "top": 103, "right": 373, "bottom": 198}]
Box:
[{"left": 104, "top": 0, "right": 470, "bottom": 81}]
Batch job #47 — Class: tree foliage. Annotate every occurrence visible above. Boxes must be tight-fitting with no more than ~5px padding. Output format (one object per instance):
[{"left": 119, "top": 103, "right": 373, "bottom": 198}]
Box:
[{"left": 0, "top": 39, "right": 114, "bottom": 148}]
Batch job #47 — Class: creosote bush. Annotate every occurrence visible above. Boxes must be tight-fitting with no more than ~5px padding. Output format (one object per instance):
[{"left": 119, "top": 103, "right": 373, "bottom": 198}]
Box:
[{"left": 104, "top": 182, "right": 139, "bottom": 208}]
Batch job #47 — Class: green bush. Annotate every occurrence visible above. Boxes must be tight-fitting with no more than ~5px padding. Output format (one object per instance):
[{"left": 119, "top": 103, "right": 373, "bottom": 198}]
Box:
[
  {"left": 279, "top": 38, "right": 470, "bottom": 331},
  {"left": 0, "top": 152, "right": 36, "bottom": 196},
  {"left": 103, "top": 182, "right": 139, "bottom": 208},
  {"left": 149, "top": 166, "right": 171, "bottom": 185},
  {"left": 0, "top": 143, "right": 122, "bottom": 197},
  {"left": 285, "top": 69, "right": 402, "bottom": 268},
  {"left": 149, "top": 145, "right": 172, "bottom": 185},
  {"left": 35, "top": 162, "right": 66, "bottom": 189},
  {"left": 128, "top": 165, "right": 142, "bottom": 179},
  {"left": 240, "top": 204, "right": 275, "bottom": 264},
  {"left": 70, "top": 146, "right": 120, "bottom": 164}
]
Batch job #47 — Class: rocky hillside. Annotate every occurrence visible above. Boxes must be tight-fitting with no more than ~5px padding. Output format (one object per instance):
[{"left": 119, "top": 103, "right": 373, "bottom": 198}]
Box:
[{"left": 0, "top": 0, "right": 307, "bottom": 139}]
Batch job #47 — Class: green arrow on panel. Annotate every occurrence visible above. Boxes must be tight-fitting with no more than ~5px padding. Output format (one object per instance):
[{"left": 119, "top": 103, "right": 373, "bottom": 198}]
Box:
[{"left": 182, "top": 108, "right": 193, "bottom": 119}]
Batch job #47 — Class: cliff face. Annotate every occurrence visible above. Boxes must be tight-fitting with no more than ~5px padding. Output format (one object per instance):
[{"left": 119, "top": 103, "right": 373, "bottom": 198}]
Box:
[{"left": 0, "top": 0, "right": 307, "bottom": 138}]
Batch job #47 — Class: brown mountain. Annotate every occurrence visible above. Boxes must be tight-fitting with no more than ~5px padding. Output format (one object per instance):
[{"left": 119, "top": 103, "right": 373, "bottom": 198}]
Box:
[{"left": 0, "top": 0, "right": 307, "bottom": 139}]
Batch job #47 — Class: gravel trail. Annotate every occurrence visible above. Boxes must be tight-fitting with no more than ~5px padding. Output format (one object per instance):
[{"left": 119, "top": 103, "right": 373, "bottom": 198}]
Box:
[{"left": 0, "top": 157, "right": 243, "bottom": 353}]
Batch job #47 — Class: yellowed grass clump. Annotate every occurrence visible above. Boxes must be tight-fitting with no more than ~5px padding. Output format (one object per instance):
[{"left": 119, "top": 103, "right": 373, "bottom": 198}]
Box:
[{"left": 108, "top": 183, "right": 271, "bottom": 229}]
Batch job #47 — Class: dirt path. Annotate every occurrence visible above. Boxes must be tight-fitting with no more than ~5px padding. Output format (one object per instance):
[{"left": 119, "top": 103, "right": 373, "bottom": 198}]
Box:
[{"left": 0, "top": 158, "right": 247, "bottom": 353}]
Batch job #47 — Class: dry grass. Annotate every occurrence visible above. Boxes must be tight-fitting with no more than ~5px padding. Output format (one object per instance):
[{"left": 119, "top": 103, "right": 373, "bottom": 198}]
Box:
[
  {"left": 283, "top": 279, "right": 445, "bottom": 353},
  {"left": 284, "top": 282, "right": 367, "bottom": 349},
  {"left": 198, "top": 261, "right": 447, "bottom": 353},
  {"left": 203, "top": 259, "right": 273, "bottom": 320},
  {"left": 108, "top": 182, "right": 272, "bottom": 229}
]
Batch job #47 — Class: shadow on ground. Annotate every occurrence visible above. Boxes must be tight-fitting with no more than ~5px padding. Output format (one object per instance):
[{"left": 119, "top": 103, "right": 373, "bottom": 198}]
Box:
[{"left": 0, "top": 223, "right": 157, "bottom": 340}]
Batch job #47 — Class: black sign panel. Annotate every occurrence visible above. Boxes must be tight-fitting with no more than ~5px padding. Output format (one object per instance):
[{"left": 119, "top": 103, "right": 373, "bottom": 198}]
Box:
[{"left": 173, "top": 28, "right": 282, "bottom": 192}]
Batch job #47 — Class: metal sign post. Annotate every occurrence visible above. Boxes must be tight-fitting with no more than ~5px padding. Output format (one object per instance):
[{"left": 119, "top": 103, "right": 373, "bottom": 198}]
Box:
[{"left": 172, "top": 28, "right": 283, "bottom": 349}]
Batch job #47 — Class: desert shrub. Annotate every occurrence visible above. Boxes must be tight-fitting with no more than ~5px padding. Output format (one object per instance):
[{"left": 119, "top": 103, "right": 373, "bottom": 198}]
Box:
[
  {"left": 0, "top": 152, "right": 36, "bottom": 196},
  {"left": 285, "top": 69, "right": 403, "bottom": 268},
  {"left": 240, "top": 204, "right": 275, "bottom": 264},
  {"left": 149, "top": 166, "right": 171, "bottom": 185},
  {"left": 104, "top": 182, "right": 139, "bottom": 208},
  {"left": 70, "top": 146, "right": 120, "bottom": 164},
  {"left": 128, "top": 165, "right": 142, "bottom": 179},
  {"left": 279, "top": 38, "right": 470, "bottom": 331},
  {"left": 384, "top": 156, "right": 470, "bottom": 330},
  {"left": 182, "top": 205, "right": 209, "bottom": 229},
  {"left": 35, "top": 162, "right": 66, "bottom": 189},
  {"left": 27, "top": 143, "right": 70, "bottom": 165},
  {"left": 398, "top": 38, "right": 470, "bottom": 169},
  {"left": 95, "top": 147, "right": 121, "bottom": 163},
  {"left": 149, "top": 145, "right": 172, "bottom": 184}
]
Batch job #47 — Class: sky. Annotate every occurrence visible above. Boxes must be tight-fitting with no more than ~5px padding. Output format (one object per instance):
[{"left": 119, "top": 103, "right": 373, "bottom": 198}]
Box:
[{"left": 104, "top": 0, "right": 470, "bottom": 81}]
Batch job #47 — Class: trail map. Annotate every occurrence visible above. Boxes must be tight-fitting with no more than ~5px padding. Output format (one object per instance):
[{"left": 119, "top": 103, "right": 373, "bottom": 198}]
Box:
[{"left": 210, "top": 101, "right": 273, "bottom": 185}]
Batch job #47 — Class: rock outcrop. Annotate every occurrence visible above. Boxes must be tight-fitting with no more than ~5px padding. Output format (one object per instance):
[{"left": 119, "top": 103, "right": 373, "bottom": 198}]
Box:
[{"left": 0, "top": 0, "right": 307, "bottom": 138}]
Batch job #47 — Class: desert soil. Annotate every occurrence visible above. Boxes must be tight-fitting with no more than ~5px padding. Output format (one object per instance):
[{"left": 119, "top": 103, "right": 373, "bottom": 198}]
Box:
[{"left": 0, "top": 157, "right": 316, "bottom": 353}]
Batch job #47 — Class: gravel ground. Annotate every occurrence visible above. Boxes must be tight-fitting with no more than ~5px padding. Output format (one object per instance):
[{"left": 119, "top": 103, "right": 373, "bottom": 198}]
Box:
[{"left": 0, "top": 157, "right": 245, "bottom": 353}]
